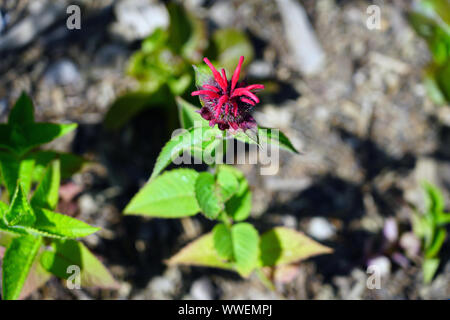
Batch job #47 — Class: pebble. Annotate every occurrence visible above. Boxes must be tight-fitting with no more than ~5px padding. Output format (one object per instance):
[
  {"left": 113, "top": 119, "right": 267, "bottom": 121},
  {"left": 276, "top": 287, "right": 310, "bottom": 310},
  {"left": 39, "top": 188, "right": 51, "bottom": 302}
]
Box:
[
  {"left": 43, "top": 59, "right": 82, "bottom": 87},
  {"left": 209, "top": 1, "right": 235, "bottom": 28},
  {"left": 307, "top": 217, "right": 336, "bottom": 241},
  {"left": 399, "top": 232, "right": 421, "bottom": 258},
  {"left": 79, "top": 194, "right": 98, "bottom": 217},
  {"left": 383, "top": 217, "right": 398, "bottom": 243},
  {"left": 248, "top": 60, "right": 275, "bottom": 79},
  {"left": 275, "top": 0, "right": 325, "bottom": 75},
  {"left": 190, "top": 277, "right": 215, "bottom": 300},
  {"left": 367, "top": 256, "right": 391, "bottom": 278},
  {"left": 113, "top": 0, "right": 169, "bottom": 41}
]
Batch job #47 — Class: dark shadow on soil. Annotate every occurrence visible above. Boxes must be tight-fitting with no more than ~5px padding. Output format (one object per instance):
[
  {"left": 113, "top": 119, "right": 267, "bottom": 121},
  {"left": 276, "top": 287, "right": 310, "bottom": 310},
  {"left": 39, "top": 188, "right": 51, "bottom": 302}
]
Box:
[
  {"left": 428, "top": 116, "right": 450, "bottom": 162},
  {"left": 261, "top": 125, "right": 418, "bottom": 280}
]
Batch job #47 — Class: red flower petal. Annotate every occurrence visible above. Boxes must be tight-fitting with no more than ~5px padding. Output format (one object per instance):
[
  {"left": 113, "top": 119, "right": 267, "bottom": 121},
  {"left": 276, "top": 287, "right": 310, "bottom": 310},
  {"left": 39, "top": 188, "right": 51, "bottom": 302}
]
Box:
[
  {"left": 240, "top": 97, "right": 256, "bottom": 106},
  {"left": 203, "top": 57, "right": 227, "bottom": 92},
  {"left": 245, "top": 84, "right": 265, "bottom": 91},
  {"left": 231, "top": 56, "right": 244, "bottom": 92},
  {"left": 231, "top": 88, "right": 260, "bottom": 103},
  {"left": 203, "top": 85, "right": 220, "bottom": 92},
  {"left": 214, "top": 95, "right": 228, "bottom": 118},
  {"left": 191, "top": 90, "right": 220, "bottom": 99},
  {"left": 221, "top": 69, "right": 228, "bottom": 91}
]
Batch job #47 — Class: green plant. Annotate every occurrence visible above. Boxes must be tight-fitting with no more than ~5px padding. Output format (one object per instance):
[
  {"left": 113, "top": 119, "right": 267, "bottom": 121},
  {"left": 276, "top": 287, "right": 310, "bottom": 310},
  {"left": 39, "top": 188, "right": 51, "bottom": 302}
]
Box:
[
  {"left": 412, "top": 182, "right": 450, "bottom": 283},
  {"left": 104, "top": 2, "right": 254, "bottom": 130},
  {"left": 408, "top": 0, "right": 450, "bottom": 105},
  {"left": 123, "top": 58, "right": 331, "bottom": 285},
  {"left": 0, "top": 93, "right": 117, "bottom": 300}
]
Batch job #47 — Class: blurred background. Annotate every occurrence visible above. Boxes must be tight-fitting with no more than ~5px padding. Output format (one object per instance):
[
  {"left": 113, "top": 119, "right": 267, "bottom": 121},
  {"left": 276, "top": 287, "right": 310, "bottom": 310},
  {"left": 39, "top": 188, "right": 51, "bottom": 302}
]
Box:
[{"left": 0, "top": 0, "right": 449, "bottom": 299}]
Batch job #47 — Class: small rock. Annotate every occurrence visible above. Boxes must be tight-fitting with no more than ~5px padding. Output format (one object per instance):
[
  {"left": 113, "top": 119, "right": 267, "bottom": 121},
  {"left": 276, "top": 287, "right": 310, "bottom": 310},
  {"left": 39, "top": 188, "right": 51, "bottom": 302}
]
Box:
[
  {"left": 265, "top": 176, "right": 312, "bottom": 192},
  {"left": 347, "top": 269, "right": 368, "bottom": 300},
  {"left": 367, "top": 256, "right": 391, "bottom": 278},
  {"left": 281, "top": 215, "right": 297, "bottom": 229},
  {"left": 185, "top": 0, "right": 205, "bottom": 10},
  {"left": 118, "top": 282, "right": 132, "bottom": 299},
  {"left": 399, "top": 232, "right": 421, "bottom": 258},
  {"left": 210, "top": 1, "right": 235, "bottom": 28},
  {"left": 275, "top": 0, "right": 325, "bottom": 75},
  {"left": 43, "top": 59, "right": 82, "bottom": 87},
  {"left": 150, "top": 277, "right": 173, "bottom": 294},
  {"left": 383, "top": 217, "right": 398, "bottom": 243},
  {"left": 113, "top": 0, "right": 169, "bottom": 41},
  {"left": 79, "top": 194, "right": 98, "bottom": 217},
  {"left": 307, "top": 217, "right": 336, "bottom": 240},
  {"left": 248, "top": 60, "right": 274, "bottom": 79},
  {"left": 190, "top": 277, "right": 214, "bottom": 300}
]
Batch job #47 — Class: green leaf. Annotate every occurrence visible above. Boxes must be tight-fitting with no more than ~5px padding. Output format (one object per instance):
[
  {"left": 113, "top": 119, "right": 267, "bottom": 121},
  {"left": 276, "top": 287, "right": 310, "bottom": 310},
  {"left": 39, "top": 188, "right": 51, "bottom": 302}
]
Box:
[
  {"left": 411, "top": 212, "right": 429, "bottom": 239},
  {"left": 195, "top": 172, "right": 223, "bottom": 219},
  {"left": 0, "top": 201, "right": 28, "bottom": 237},
  {"left": 259, "top": 227, "right": 332, "bottom": 267},
  {"left": 425, "top": 228, "right": 446, "bottom": 259},
  {"left": 258, "top": 127, "right": 299, "bottom": 154},
  {"left": 0, "top": 201, "right": 7, "bottom": 219},
  {"left": 32, "top": 208, "right": 99, "bottom": 239},
  {"left": 422, "top": 0, "right": 450, "bottom": 25},
  {"left": 216, "top": 166, "right": 239, "bottom": 202},
  {"left": 167, "top": 1, "right": 207, "bottom": 61},
  {"left": 40, "top": 239, "right": 118, "bottom": 289},
  {"left": 8, "top": 92, "right": 35, "bottom": 125},
  {"left": 30, "top": 150, "right": 86, "bottom": 182},
  {"left": 436, "top": 212, "right": 450, "bottom": 226},
  {"left": 234, "top": 127, "right": 299, "bottom": 154},
  {"left": 2, "top": 235, "right": 42, "bottom": 300},
  {"left": 212, "top": 223, "right": 233, "bottom": 260},
  {"left": 193, "top": 64, "right": 214, "bottom": 90},
  {"left": 424, "top": 67, "right": 447, "bottom": 104},
  {"left": 104, "top": 87, "right": 175, "bottom": 130},
  {"left": 4, "top": 183, "right": 35, "bottom": 227},
  {"left": 0, "top": 154, "right": 35, "bottom": 200},
  {"left": 167, "top": 232, "right": 233, "bottom": 270},
  {"left": 149, "top": 126, "right": 220, "bottom": 180},
  {"left": 213, "top": 28, "right": 254, "bottom": 72},
  {"left": 408, "top": 2, "right": 450, "bottom": 104},
  {"left": 124, "top": 169, "right": 200, "bottom": 218},
  {"left": 0, "top": 230, "right": 19, "bottom": 247},
  {"left": 423, "top": 258, "right": 440, "bottom": 284},
  {"left": 31, "top": 160, "right": 60, "bottom": 210},
  {"left": 141, "top": 28, "right": 169, "bottom": 53},
  {"left": 176, "top": 96, "right": 208, "bottom": 129},
  {"left": 17, "top": 250, "right": 52, "bottom": 300},
  {"left": 5, "top": 123, "right": 77, "bottom": 157},
  {"left": 435, "top": 60, "right": 450, "bottom": 102},
  {"left": 231, "top": 223, "right": 259, "bottom": 277},
  {"left": 0, "top": 200, "right": 29, "bottom": 237},
  {"left": 167, "top": 72, "right": 193, "bottom": 96},
  {"left": 423, "top": 181, "right": 445, "bottom": 217},
  {"left": 223, "top": 166, "right": 252, "bottom": 221},
  {"left": 167, "top": 3, "right": 192, "bottom": 54},
  {"left": 180, "top": 13, "right": 207, "bottom": 62}
]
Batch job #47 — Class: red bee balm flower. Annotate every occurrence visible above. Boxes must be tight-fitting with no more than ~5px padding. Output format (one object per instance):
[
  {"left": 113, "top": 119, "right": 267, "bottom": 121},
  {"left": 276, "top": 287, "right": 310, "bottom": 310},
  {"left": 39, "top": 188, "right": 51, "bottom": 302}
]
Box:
[{"left": 191, "top": 56, "right": 264, "bottom": 131}]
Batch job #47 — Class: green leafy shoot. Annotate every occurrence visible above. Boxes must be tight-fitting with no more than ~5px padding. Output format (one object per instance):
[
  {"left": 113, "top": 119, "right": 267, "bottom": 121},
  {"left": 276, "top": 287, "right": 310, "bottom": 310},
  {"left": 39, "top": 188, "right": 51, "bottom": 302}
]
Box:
[
  {"left": 2, "top": 235, "right": 42, "bottom": 300},
  {"left": 412, "top": 181, "right": 450, "bottom": 283},
  {"left": 0, "top": 92, "right": 114, "bottom": 300},
  {"left": 408, "top": 0, "right": 450, "bottom": 104},
  {"left": 0, "top": 93, "right": 77, "bottom": 157}
]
